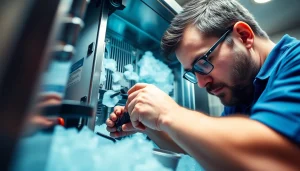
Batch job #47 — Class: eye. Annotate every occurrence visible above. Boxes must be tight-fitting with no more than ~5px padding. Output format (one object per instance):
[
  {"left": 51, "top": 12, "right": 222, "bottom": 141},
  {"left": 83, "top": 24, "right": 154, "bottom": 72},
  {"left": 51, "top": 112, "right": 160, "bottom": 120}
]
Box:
[
  {"left": 197, "top": 59, "right": 206, "bottom": 65},
  {"left": 207, "top": 55, "right": 214, "bottom": 62},
  {"left": 201, "top": 60, "right": 211, "bottom": 69}
]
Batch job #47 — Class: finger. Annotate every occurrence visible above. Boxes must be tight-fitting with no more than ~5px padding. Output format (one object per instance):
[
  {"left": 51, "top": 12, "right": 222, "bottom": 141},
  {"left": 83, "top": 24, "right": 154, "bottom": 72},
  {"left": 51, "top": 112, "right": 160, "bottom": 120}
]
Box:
[
  {"left": 114, "top": 106, "right": 124, "bottom": 117},
  {"left": 37, "top": 93, "right": 62, "bottom": 103},
  {"left": 45, "top": 116, "right": 59, "bottom": 123},
  {"left": 130, "top": 107, "right": 145, "bottom": 131},
  {"left": 36, "top": 98, "right": 61, "bottom": 109},
  {"left": 125, "top": 90, "right": 142, "bottom": 112},
  {"left": 135, "top": 122, "right": 146, "bottom": 130},
  {"left": 127, "top": 97, "right": 138, "bottom": 116},
  {"left": 31, "top": 116, "right": 58, "bottom": 129},
  {"left": 122, "top": 122, "right": 136, "bottom": 132},
  {"left": 110, "top": 131, "right": 137, "bottom": 138},
  {"left": 127, "top": 83, "right": 149, "bottom": 95},
  {"left": 106, "top": 126, "right": 117, "bottom": 132},
  {"left": 106, "top": 118, "right": 115, "bottom": 127},
  {"left": 109, "top": 113, "right": 118, "bottom": 122}
]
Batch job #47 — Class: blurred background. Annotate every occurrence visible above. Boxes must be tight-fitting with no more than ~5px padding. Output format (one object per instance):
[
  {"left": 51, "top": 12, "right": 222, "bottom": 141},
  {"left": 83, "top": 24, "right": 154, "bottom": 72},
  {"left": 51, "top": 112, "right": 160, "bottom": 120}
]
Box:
[
  {"left": 1, "top": 0, "right": 300, "bottom": 170},
  {"left": 176, "top": 0, "right": 300, "bottom": 41}
]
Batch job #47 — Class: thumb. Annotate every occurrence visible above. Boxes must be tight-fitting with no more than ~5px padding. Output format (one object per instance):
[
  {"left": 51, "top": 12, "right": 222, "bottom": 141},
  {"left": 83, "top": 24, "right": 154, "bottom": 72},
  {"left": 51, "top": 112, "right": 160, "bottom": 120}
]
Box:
[
  {"left": 132, "top": 121, "right": 146, "bottom": 131},
  {"left": 122, "top": 122, "right": 136, "bottom": 131}
]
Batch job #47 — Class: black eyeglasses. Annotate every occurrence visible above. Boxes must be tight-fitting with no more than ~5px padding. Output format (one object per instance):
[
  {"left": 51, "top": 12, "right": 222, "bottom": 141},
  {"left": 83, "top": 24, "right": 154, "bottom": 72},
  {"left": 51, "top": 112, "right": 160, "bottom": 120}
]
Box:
[{"left": 183, "top": 27, "right": 233, "bottom": 84}]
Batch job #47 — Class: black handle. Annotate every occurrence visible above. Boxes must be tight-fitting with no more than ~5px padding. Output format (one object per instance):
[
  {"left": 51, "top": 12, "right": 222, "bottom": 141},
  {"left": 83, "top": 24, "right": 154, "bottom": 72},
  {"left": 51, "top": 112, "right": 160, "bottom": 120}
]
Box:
[
  {"left": 96, "top": 132, "right": 116, "bottom": 143},
  {"left": 115, "top": 112, "right": 131, "bottom": 132},
  {"left": 41, "top": 100, "right": 93, "bottom": 118},
  {"left": 110, "top": 88, "right": 128, "bottom": 99}
]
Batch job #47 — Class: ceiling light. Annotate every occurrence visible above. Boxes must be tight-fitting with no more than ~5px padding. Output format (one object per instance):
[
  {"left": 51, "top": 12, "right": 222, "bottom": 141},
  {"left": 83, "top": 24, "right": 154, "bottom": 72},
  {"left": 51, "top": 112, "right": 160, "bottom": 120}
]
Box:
[{"left": 253, "top": 0, "right": 271, "bottom": 3}]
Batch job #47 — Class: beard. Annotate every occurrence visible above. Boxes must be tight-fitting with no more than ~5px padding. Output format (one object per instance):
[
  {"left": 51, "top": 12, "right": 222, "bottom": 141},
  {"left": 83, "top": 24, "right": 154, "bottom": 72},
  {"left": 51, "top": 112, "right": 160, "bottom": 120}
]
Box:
[{"left": 207, "top": 46, "right": 260, "bottom": 106}]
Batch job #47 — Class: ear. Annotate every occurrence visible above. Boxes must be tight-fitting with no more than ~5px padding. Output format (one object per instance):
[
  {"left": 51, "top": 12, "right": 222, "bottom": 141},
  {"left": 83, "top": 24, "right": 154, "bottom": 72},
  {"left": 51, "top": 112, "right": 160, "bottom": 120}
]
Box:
[{"left": 232, "top": 21, "right": 254, "bottom": 49}]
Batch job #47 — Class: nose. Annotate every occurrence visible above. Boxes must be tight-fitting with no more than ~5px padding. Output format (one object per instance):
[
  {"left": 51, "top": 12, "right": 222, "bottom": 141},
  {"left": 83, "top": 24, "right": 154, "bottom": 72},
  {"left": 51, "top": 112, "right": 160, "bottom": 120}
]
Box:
[{"left": 195, "top": 73, "right": 212, "bottom": 88}]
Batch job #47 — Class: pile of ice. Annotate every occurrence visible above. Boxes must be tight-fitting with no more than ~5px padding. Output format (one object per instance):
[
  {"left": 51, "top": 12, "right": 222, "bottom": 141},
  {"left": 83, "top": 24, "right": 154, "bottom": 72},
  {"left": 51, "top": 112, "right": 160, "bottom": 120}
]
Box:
[
  {"left": 100, "top": 58, "right": 118, "bottom": 85},
  {"left": 103, "top": 58, "right": 117, "bottom": 72},
  {"left": 101, "top": 60, "right": 140, "bottom": 107},
  {"left": 48, "top": 126, "right": 172, "bottom": 171},
  {"left": 177, "top": 155, "right": 205, "bottom": 171},
  {"left": 13, "top": 125, "right": 204, "bottom": 171},
  {"left": 13, "top": 126, "right": 171, "bottom": 171},
  {"left": 101, "top": 51, "right": 175, "bottom": 107},
  {"left": 138, "top": 51, "right": 174, "bottom": 94},
  {"left": 94, "top": 124, "right": 111, "bottom": 136},
  {"left": 124, "top": 64, "right": 139, "bottom": 82},
  {"left": 102, "top": 90, "right": 122, "bottom": 107}
]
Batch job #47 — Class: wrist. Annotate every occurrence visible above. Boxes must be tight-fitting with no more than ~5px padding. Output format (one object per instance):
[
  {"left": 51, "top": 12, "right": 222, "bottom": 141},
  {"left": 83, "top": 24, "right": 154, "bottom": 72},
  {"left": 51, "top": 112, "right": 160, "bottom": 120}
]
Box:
[
  {"left": 143, "top": 127, "right": 156, "bottom": 136},
  {"left": 158, "top": 105, "right": 185, "bottom": 132}
]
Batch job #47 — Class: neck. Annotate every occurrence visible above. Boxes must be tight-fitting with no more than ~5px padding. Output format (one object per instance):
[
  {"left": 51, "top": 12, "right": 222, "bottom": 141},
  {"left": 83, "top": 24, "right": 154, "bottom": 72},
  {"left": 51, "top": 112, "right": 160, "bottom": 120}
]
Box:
[{"left": 253, "top": 37, "right": 276, "bottom": 67}]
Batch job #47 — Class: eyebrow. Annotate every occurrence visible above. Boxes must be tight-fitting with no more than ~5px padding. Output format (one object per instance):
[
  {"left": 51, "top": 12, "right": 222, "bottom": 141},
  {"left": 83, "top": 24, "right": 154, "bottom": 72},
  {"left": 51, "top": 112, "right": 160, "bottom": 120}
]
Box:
[{"left": 184, "top": 52, "right": 206, "bottom": 71}]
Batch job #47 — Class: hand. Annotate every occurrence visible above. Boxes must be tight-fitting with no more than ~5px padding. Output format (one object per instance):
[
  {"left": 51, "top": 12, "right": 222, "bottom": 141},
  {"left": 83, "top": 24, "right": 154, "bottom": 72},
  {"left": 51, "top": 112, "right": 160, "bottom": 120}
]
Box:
[
  {"left": 106, "top": 106, "right": 139, "bottom": 138},
  {"left": 24, "top": 93, "right": 63, "bottom": 136},
  {"left": 29, "top": 116, "right": 61, "bottom": 129},
  {"left": 35, "top": 93, "right": 62, "bottom": 110},
  {"left": 126, "top": 83, "right": 181, "bottom": 131}
]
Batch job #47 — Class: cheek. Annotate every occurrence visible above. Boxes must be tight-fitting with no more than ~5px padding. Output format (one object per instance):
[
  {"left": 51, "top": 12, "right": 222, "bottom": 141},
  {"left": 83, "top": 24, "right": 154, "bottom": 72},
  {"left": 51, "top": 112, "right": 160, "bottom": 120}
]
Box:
[{"left": 210, "top": 57, "right": 235, "bottom": 85}]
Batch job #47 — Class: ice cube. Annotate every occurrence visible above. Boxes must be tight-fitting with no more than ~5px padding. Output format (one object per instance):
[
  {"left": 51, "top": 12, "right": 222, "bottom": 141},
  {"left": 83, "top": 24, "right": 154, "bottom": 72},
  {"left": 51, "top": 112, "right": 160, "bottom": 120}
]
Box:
[
  {"left": 137, "top": 51, "right": 174, "bottom": 94},
  {"left": 124, "top": 64, "right": 134, "bottom": 72},
  {"left": 112, "top": 84, "right": 121, "bottom": 91},
  {"left": 100, "top": 70, "right": 106, "bottom": 84},
  {"left": 103, "top": 58, "right": 117, "bottom": 72},
  {"left": 102, "top": 90, "right": 120, "bottom": 107},
  {"left": 112, "top": 72, "right": 121, "bottom": 83},
  {"left": 124, "top": 71, "right": 139, "bottom": 82}
]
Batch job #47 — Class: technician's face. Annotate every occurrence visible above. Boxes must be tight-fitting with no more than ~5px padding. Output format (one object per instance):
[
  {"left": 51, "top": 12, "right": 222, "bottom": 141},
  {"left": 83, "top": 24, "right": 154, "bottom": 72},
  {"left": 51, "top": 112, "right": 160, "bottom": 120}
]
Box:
[{"left": 176, "top": 25, "right": 259, "bottom": 106}]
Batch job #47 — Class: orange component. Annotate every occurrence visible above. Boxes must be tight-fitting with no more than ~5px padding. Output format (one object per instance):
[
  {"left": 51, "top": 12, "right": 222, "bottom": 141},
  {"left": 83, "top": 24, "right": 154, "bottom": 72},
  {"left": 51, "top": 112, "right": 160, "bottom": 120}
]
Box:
[{"left": 57, "top": 117, "right": 65, "bottom": 126}]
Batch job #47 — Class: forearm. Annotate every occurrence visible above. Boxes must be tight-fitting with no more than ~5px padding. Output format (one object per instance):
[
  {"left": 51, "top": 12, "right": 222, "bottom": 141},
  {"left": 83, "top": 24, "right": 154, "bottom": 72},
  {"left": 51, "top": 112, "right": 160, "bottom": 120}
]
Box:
[
  {"left": 160, "top": 107, "right": 300, "bottom": 170},
  {"left": 144, "top": 128, "right": 186, "bottom": 154}
]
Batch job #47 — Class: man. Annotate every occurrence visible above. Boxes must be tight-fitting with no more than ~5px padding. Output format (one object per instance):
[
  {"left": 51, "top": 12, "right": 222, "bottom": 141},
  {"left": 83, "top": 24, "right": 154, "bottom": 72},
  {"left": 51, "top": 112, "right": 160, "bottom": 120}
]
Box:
[{"left": 106, "top": 0, "right": 300, "bottom": 170}]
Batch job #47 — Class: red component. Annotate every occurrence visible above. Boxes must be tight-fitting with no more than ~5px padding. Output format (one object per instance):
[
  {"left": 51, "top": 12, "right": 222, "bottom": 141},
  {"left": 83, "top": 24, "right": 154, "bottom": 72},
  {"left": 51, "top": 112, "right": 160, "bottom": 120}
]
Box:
[{"left": 57, "top": 117, "right": 65, "bottom": 126}]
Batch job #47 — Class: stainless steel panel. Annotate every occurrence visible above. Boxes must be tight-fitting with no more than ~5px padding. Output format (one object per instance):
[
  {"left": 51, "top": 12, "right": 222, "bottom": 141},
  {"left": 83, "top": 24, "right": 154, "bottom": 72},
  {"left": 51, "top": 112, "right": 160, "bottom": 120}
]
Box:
[
  {"left": 65, "top": 3, "right": 101, "bottom": 102},
  {"left": 107, "top": 0, "right": 182, "bottom": 61},
  {"left": 180, "top": 67, "right": 195, "bottom": 110},
  {"left": 87, "top": 0, "right": 109, "bottom": 130},
  {"left": 194, "top": 85, "right": 210, "bottom": 114},
  {"left": 65, "top": 0, "right": 109, "bottom": 130}
]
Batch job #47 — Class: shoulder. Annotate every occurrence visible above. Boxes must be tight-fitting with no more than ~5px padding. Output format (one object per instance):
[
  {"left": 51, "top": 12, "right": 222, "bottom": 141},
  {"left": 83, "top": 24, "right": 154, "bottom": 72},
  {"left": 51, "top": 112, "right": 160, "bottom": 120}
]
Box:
[
  {"left": 251, "top": 36, "right": 300, "bottom": 143},
  {"left": 278, "top": 35, "right": 300, "bottom": 69}
]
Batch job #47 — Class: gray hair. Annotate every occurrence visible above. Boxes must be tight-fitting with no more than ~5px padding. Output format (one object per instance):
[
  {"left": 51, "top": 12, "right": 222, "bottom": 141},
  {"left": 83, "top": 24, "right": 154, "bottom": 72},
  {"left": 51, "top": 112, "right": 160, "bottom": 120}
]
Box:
[{"left": 161, "top": 0, "right": 269, "bottom": 58}]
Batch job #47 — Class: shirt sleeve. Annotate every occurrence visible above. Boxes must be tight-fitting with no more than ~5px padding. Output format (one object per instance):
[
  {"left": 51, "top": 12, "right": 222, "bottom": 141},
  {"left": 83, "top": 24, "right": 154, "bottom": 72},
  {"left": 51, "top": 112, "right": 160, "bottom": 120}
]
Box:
[{"left": 251, "top": 52, "right": 300, "bottom": 143}]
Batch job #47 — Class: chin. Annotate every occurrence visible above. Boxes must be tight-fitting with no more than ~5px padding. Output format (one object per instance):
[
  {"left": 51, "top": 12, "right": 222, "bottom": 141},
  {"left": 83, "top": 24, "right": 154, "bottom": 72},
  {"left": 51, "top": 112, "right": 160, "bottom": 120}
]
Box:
[
  {"left": 218, "top": 93, "right": 236, "bottom": 106},
  {"left": 220, "top": 98, "right": 231, "bottom": 106},
  {"left": 218, "top": 94, "right": 228, "bottom": 105}
]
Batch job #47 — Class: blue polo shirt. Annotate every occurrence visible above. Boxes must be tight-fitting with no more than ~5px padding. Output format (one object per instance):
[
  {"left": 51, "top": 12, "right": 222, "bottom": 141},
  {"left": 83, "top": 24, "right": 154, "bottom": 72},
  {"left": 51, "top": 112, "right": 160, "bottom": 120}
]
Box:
[{"left": 222, "top": 35, "right": 300, "bottom": 143}]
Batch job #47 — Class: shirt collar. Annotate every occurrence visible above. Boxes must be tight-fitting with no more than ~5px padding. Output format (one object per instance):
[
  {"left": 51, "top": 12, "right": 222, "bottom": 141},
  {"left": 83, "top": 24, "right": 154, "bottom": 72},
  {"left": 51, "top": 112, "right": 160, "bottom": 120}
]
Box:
[{"left": 255, "top": 34, "right": 294, "bottom": 81}]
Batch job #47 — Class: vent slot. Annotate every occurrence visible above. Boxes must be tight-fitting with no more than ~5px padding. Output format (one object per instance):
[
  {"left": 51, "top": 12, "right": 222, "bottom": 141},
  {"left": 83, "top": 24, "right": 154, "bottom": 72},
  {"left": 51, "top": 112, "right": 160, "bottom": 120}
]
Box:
[{"left": 103, "top": 36, "right": 137, "bottom": 90}]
